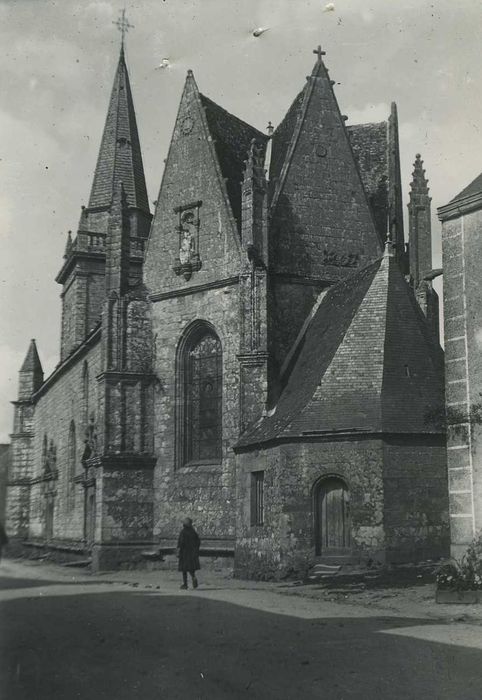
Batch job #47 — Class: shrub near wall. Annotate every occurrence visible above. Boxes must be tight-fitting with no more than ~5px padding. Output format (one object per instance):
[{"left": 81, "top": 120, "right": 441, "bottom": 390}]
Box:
[{"left": 436, "top": 534, "right": 482, "bottom": 603}]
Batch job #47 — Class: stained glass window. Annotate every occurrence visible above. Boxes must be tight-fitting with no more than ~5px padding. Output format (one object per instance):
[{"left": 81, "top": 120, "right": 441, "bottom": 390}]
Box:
[{"left": 184, "top": 332, "right": 222, "bottom": 463}]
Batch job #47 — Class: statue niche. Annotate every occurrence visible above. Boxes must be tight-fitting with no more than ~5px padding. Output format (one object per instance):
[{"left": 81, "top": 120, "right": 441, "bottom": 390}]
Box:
[
  {"left": 44, "top": 439, "right": 57, "bottom": 477},
  {"left": 172, "top": 201, "right": 202, "bottom": 281},
  {"left": 81, "top": 414, "right": 98, "bottom": 467}
]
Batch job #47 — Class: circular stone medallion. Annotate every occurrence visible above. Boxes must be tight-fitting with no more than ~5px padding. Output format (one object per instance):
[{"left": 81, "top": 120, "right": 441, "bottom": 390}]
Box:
[{"left": 181, "top": 115, "right": 194, "bottom": 135}]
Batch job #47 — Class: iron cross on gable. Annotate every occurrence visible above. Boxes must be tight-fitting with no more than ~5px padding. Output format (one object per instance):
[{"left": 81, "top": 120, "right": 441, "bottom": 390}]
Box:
[
  {"left": 313, "top": 45, "right": 326, "bottom": 60},
  {"left": 113, "top": 9, "right": 134, "bottom": 45}
]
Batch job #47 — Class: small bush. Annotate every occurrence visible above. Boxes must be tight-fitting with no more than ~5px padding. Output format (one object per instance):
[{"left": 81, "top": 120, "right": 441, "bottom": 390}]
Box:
[
  {"left": 279, "top": 548, "right": 316, "bottom": 581},
  {"left": 436, "top": 534, "right": 482, "bottom": 591},
  {"left": 237, "top": 559, "right": 279, "bottom": 581}
]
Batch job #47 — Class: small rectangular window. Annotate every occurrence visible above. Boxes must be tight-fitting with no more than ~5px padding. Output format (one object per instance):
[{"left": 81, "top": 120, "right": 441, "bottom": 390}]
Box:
[{"left": 250, "top": 471, "right": 264, "bottom": 526}]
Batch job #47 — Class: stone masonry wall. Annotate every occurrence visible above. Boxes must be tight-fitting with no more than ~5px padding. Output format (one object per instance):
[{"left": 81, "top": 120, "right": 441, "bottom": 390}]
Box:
[
  {"left": 442, "top": 208, "right": 482, "bottom": 557},
  {"left": 29, "top": 340, "right": 102, "bottom": 542},
  {"left": 150, "top": 286, "right": 240, "bottom": 546},
  {"left": 235, "top": 439, "right": 386, "bottom": 577},
  {"left": 60, "top": 259, "right": 105, "bottom": 361},
  {"left": 382, "top": 437, "right": 449, "bottom": 562},
  {"left": 144, "top": 72, "right": 246, "bottom": 548},
  {"left": 143, "top": 73, "right": 241, "bottom": 297},
  {"left": 236, "top": 436, "right": 449, "bottom": 577},
  {"left": 5, "top": 399, "right": 36, "bottom": 538},
  {"left": 97, "top": 467, "right": 153, "bottom": 541}
]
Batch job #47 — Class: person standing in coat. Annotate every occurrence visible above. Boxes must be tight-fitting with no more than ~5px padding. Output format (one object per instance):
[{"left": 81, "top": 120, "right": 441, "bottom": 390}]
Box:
[
  {"left": 177, "top": 518, "right": 200, "bottom": 589},
  {"left": 0, "top": 521, "right": 8, "bottom": 563}
]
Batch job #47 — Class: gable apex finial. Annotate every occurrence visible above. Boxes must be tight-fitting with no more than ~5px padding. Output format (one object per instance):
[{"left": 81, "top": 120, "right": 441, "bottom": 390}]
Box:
[
  {"left": 313, "top": 45, "right": 326, "bottom": 61},
  {"left": 113, "top": 8, "right": 134, "bottom": 49}
]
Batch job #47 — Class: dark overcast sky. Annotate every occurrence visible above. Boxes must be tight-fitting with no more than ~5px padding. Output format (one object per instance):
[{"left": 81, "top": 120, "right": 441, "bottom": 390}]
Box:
[{"left": 1, "top": 0, "right": 481, "bottom": 440}]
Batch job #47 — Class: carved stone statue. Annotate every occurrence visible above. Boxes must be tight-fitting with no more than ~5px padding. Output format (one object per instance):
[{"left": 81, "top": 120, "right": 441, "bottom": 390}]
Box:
[
  {"left": 44, "top": 439, "right": 57, "bottom": 475},
  {"left": 172, "top": 204, "right": 202, "bottom": 281}
]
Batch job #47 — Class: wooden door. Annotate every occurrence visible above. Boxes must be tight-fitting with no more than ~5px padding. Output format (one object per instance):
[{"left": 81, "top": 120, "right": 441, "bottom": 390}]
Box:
[{"left": 316, "top": 478, "right": 350, "bottom": 555}]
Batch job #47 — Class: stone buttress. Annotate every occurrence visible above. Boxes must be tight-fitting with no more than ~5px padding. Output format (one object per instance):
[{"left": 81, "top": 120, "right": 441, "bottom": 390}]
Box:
[
  {"left": 439, "top": 171, "right": 482, "bottom": 558},
  {"left": 238, "top": 140, "right": 269, "bottom": 432},
  {"left": 84, "top": 181, "right": 156, "bottom": 571},
  {"left": 5, "top": 341, "right": 44, "bottom": 543}
]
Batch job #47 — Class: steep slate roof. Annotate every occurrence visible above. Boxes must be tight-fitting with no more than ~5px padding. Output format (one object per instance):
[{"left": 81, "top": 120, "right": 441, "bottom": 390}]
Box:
[
  {"left": 449, "top": 171, "right": 482, "bottom": 205},
  {"left": 270, "top": 95, "right": 393, "bottom": 238},
  {"left": 200, "top": 94, "right": 268, "bottom": 229},
  {"left": 88, "top": 47, "right": 150, "bottom": 214},
  {"left": 438, "top": 169, "right": 482, "bottom": 221},
  {"left": 237, "top": 249, "right": 444, "bottom": 448},
  {"left": 269, "top": 87, "right": 305, "bottom": 190},
  {"left": 347, "top": 121, "right": 388, "bottom": 242},
  {"left": 347, "top": 104, "right": 406, "bottom": 264},
  {"left": 267, "top": 49, "right": 382, "bottom": 282}
]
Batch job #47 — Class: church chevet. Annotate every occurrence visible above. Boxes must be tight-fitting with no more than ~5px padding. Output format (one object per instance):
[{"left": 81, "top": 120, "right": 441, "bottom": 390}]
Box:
[{"left": 5, "top": 43, "right": 449, "bottom": 576}]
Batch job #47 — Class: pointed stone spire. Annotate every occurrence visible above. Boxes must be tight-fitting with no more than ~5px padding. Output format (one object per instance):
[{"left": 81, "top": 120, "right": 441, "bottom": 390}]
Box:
[
  {"left": 18, "top": 339, "right": 44, "bottom": 398},
  {"left": 269, "top": 45, "right": 381, "bottom": 277},
  {"left": 410, "top": 153, "right": 430, "bottom": 197},
  {"left": 86, "top": 46, "right": 151, "bottom": 237},
  {"left": 388, "top": 102, "right": 406, "bottom": 269},
  {"left": 408, "top": 153, "right": 432, "bottom": 287},
  {"left": 265, "top": 45, "right": 382, "bottom": 381}
]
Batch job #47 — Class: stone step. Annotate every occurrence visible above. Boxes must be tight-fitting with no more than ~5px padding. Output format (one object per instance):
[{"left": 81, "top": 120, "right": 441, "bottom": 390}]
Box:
[
  {"left": 62, "top": 559, "right": 92, "bottom": 568},
  {"left": 312, "top": 563, "right": 342, "bottom": 576}
]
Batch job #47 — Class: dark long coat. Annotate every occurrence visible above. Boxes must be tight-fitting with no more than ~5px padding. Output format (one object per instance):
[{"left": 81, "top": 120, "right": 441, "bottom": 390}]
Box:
[
  {"left": 177, "top": 525, "right": 200, "bottom": 572},
  {"left": 0, "top": 522, "right": 8, "bottom": 546}
]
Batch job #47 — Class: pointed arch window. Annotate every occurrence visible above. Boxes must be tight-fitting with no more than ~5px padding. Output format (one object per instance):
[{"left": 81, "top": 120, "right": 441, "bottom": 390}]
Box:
[
  {"left": 177, "top": 324, "right": 222, "bottom": 467},
  {"left": 67, "top": 421, "right": 76, "bottom": 508}
]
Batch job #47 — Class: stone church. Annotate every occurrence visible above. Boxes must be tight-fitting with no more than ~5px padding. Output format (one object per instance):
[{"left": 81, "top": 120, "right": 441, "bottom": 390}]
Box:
[{"left": 5, "top": 44, "right": 449, "bottom": 574}]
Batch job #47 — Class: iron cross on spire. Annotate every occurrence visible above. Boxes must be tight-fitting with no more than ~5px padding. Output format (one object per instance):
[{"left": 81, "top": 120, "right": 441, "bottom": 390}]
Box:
[
  {"left": 113, "top": 9, "right": 134, "bottom": 46},
  {"left": 313, "top": 45, "right": 326, "bottom": 60}
]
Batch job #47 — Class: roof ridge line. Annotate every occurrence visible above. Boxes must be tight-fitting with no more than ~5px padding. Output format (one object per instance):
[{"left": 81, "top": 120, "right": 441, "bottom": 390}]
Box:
[
  {"left": 195, "top": 77, "right": 242, "bottom": 252},
  {"left": 282, "top": 257, "right": 386, "bottom": 386},
  {"left": 347, "top": 120, "right": 387, "bottom": 129},
  {"left": 269, "top": 77, "right": 315, "bottom": 214},
  {"left": 279, "top": 287, "right": 330, "bottom": 382},
  {"left": 287, "top": 256, "right": 390, "bottom": 436},
  {"left": 199, "top": 93, "right": 268, "bottom": 141},
  {"left": 111, "top": 50, "right": 122, "bottom": 208},
  {"left": 269, "top": 52, "right": 380, "bottom": 249}
]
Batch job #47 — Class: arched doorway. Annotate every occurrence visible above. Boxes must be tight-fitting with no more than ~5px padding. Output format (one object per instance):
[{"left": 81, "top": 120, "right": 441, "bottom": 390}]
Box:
[{"left": 314, "top": 477, "right": 351, "bottom": 556}]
